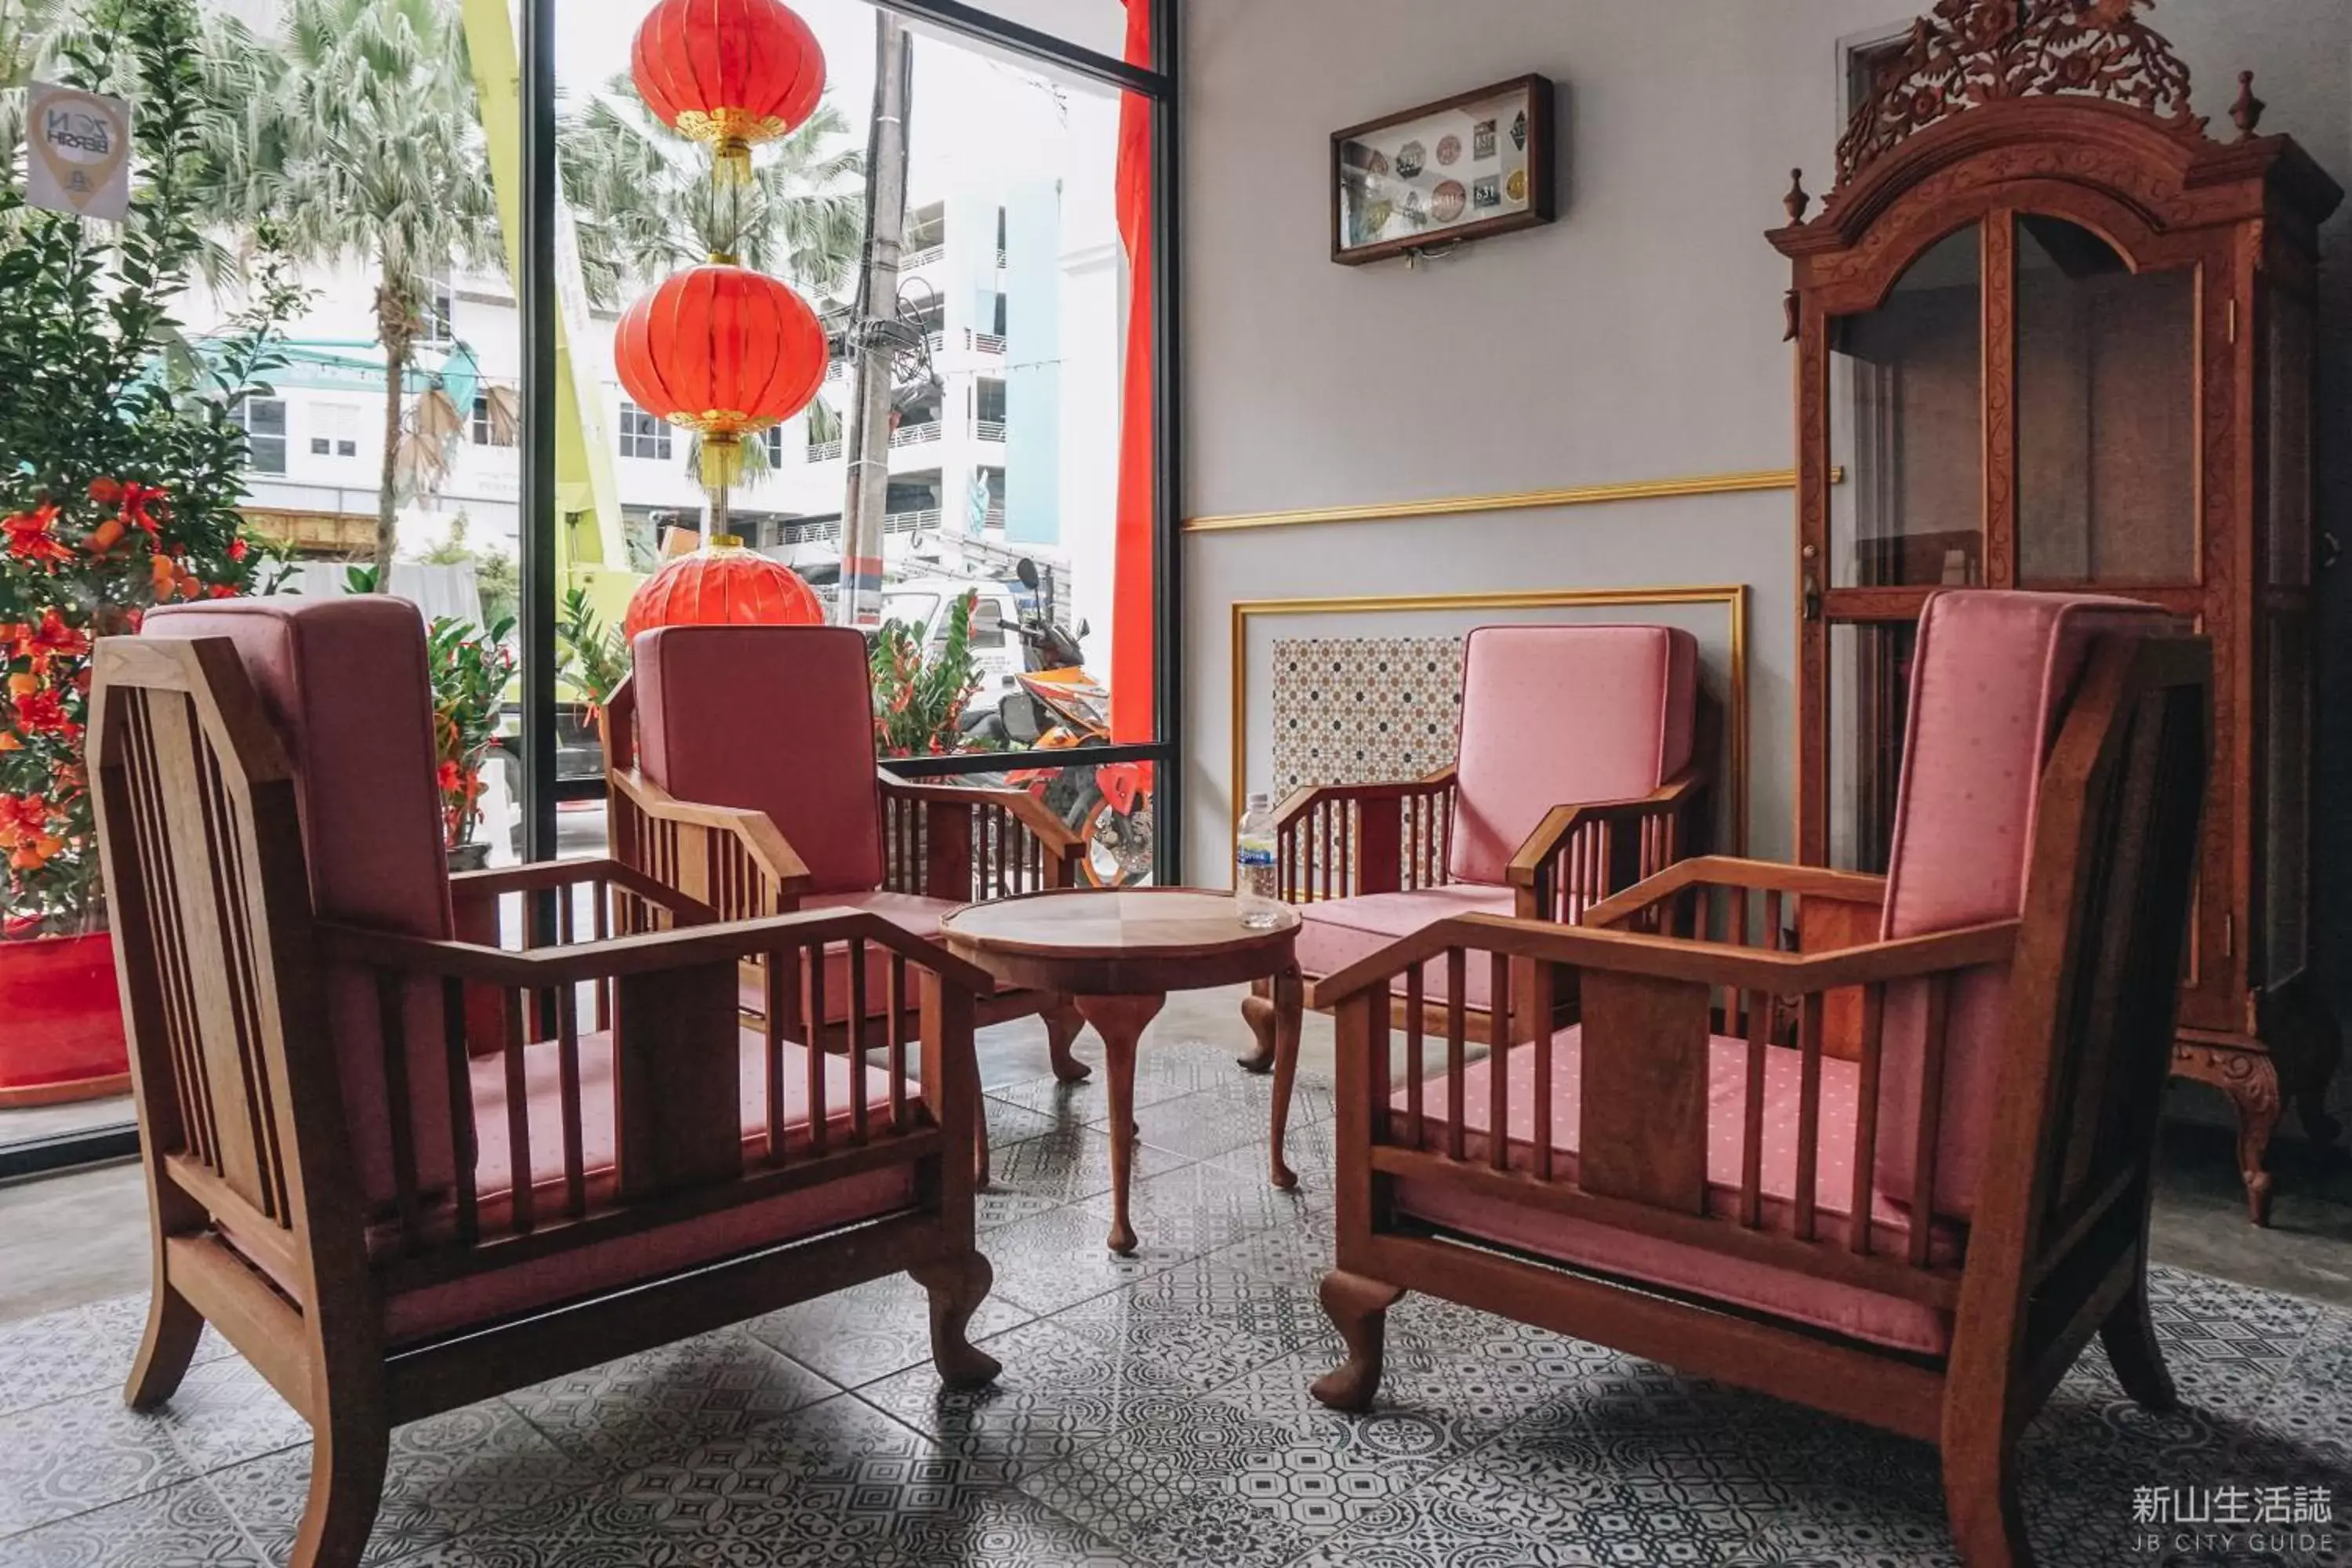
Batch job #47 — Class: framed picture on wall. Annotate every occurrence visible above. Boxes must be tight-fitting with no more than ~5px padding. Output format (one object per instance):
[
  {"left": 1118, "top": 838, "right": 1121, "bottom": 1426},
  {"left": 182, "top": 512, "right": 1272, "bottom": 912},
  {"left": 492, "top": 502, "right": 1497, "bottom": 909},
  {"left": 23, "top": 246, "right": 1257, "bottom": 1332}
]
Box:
[{"left": 1331, "top": 75, "right": 1555, "bottom": 265}]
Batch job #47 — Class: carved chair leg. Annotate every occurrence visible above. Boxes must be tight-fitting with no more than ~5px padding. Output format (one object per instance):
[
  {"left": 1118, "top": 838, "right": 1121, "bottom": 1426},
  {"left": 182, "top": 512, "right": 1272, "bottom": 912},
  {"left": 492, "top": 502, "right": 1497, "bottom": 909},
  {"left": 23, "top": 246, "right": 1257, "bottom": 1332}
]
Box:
[
  {"left": 909, "top": 1250, "right": 1004, "bottom": 1390},
  {"left": 1309, "top": 1270, "right": 1404, "bottom": 1413},
  {"left": 287, "top": 1403, "right": 390, "bottom": 1568},
  {"left": 2097, "top": 1265, "right": 2177, "bottom": 1414},
  {"left": 1238, "top": 978, "right": 1277, "bottom": 1074},
  {"left": 1040, "top": 995, "right": 1091, "bottom": 1083},
  {"left": 123, "top": 1281, "right": 204, "bottom": 1411},
  {"left": 975, "top": 1099, "right": 992, "bottom": 1191},
  {"left": 1268, "top": 967, "right": 1304, "bottom": 1190},
  {"left": 1940, "top": 1421, "right": 2029, "bottom": 1568}
]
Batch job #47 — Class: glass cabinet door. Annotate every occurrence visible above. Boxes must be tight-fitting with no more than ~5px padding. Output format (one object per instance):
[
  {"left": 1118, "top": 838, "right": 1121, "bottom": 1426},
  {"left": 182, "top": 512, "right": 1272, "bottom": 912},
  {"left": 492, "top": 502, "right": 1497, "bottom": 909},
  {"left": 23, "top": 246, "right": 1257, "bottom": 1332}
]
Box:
[
  {"left": 2014, "top": 215, "right": 2197, "bottom": 586},
  {"left": 1828, "top": 224, "right": 1984, "bottom": 589}
]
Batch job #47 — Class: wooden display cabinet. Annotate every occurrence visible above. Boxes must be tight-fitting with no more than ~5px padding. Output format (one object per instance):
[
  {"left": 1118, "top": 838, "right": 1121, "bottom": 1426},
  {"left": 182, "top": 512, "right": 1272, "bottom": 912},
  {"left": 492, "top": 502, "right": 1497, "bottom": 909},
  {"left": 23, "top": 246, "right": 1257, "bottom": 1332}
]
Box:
[{"left": 1770, "top": 0, "right": 2343, "bottom": 1223}]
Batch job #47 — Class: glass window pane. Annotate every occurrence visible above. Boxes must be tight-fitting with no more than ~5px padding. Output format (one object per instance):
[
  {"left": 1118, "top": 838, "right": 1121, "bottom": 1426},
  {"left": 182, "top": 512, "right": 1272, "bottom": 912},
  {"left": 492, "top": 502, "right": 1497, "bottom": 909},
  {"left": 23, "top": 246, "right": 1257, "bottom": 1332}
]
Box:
[
  {"left": 2016, "top": 215, "right": 2195, "bottom": 585},
  {"left": 2265, "top": 290, "right": 2314, "bottom": 588},
  {"left": 1826, "top": 620, "right": 1918, "bottom": 873},
  {"left": 1828, "top": 225, "right": 1983, "bottom": 589}
]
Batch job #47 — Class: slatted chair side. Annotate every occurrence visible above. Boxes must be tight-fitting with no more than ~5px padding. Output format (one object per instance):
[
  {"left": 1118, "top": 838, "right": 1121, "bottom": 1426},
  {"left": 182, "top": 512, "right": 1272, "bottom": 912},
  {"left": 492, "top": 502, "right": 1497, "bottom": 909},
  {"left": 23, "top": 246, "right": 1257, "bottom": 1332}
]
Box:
[
  {"left": 1952, "top": 635, "right": 2212, "bottom": 1383},
  {"left": 90, "top": 637, "right": 362, "bottom": 1298}
]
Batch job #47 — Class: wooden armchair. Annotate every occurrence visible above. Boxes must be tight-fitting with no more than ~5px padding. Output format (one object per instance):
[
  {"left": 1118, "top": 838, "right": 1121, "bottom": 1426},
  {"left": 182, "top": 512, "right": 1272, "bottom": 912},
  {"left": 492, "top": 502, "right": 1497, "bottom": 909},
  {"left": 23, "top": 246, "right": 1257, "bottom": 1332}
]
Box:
[
  {"left": 603, "top": 624, "right": 1093, "bottom": 1177},
  {"left": 1306, "top": 593, "right": 2209, "bottom": 1568},
  {"left": 97, "top": 601, "right": 1001, "bottom": 1568},
  {"left": 1241, "top": 625, "right": 1713, "bottom": 1158}
]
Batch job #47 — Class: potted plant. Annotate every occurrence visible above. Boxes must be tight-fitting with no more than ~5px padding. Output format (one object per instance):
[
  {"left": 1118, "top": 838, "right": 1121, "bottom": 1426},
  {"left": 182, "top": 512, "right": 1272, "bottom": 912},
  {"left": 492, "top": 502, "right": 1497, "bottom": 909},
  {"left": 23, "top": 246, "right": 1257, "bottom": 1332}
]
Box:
[
  {"left": 0, "top": 0, "right": 294, "bottom": 1105},
  {"left": 871, "top": 588, "right": 988, "bottom": 758},
  {"left": 427, "top": 614, "right": 517, "bottom": 869}
]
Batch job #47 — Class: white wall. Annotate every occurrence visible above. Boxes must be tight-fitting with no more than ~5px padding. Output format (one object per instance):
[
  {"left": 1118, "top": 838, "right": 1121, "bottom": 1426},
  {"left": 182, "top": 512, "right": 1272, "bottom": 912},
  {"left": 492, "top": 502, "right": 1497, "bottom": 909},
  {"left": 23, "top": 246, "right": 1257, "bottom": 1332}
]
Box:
[{"left": 1177, "top": 0, "right": 2352, "bottom": 1007}]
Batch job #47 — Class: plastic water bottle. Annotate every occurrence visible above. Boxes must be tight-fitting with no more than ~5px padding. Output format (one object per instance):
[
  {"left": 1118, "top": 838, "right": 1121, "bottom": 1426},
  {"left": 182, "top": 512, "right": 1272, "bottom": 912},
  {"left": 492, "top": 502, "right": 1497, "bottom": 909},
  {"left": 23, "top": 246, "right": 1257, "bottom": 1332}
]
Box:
[{"left": 1236, "top": 793, "right": 1281, "bottom": 928}]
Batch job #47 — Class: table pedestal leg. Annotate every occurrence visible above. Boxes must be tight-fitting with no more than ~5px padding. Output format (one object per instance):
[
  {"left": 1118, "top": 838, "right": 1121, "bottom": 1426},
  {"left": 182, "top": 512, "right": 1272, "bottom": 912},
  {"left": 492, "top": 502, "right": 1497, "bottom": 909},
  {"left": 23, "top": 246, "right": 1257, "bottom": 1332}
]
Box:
[
  {"left": 1076, "top": 993, "right": 1164, "bottom": 1254},
  {"left": 1269, "top": 967, "right": 1304, "bottom": 1190}
]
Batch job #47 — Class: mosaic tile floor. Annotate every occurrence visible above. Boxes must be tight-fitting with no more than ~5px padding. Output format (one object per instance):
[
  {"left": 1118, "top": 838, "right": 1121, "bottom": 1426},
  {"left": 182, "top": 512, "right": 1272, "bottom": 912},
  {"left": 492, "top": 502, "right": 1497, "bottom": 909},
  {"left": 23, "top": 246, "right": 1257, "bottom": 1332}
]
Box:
[{"left": 2, "top": 1035, "right": 2347, "bottom": 1567}]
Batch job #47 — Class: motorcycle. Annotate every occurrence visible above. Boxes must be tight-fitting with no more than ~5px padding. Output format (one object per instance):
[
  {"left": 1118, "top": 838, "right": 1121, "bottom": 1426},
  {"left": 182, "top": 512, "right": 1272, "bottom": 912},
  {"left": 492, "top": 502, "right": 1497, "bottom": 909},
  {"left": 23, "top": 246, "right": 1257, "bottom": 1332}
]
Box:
[{"left": 960, "top": 561, "right": 1153, "bottom": 887}]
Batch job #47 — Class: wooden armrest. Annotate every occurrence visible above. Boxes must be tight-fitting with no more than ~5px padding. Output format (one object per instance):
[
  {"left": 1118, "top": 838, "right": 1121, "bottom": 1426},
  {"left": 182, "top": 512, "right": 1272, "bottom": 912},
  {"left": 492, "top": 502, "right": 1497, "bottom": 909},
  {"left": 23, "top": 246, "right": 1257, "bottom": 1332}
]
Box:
[
  {"left": 610, "top": 769, "right": 814, "bottom": 895},
  {"left": 1579, "top": 855, "right": 1886, "bottom": 930},
  {"left": 1306, "top": 911, "right": 2013, "bottom": 1011},
  {"left": 318, "top": 907, "right": 1000, "bottom": 993},
  {"left": 1272, "top": 768, "right": 1454, "bottom": 830},
  {"left": 1504, "top": 773, "right": 1704, "bottom": 891},
  {"left": 448, "top": 858, "right": 717, "bottom": 922},
  {"left": 879, "top": 774, "right": 1083, "bottom": 856}
]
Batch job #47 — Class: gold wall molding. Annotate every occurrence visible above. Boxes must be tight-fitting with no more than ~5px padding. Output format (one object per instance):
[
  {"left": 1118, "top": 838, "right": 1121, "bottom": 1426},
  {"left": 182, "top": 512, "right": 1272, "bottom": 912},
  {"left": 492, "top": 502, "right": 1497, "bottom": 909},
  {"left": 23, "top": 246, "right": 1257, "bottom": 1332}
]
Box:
[
  {"left": 1229, "top": 584, "right": 1748, "bottom": 856},
  {"left": 1188, "top": 466, "right": 1842, "bottom": 535}
]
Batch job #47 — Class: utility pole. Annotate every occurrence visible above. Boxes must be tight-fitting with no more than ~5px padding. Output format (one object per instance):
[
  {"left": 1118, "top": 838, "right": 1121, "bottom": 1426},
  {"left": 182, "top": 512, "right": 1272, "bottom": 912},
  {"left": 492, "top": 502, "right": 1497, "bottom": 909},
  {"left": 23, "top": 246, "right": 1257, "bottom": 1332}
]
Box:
[{"left": 840, "top": 12, "right": 912, "bottom": 628}]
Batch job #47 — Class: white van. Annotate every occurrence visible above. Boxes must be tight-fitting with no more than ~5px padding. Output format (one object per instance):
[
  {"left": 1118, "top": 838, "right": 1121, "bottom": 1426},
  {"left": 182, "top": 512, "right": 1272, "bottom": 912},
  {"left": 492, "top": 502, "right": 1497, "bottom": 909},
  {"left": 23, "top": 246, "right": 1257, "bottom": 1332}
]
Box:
[{"left": 879, "top": 577, "right": 1029, "bottom": 715}]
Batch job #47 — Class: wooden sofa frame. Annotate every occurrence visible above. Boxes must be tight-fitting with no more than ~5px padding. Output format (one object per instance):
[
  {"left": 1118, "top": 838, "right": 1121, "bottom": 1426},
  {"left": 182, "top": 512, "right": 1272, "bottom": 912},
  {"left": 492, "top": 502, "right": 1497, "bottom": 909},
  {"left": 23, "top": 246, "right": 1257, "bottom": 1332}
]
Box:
[
  {"left": 1307, "top": 633, "right": 2209, "bottom": 1568},
  {"left": 94, "top": 636, "right": 1003, "bottom": 1568},
  {"left": 1237, "top": 700, "right": 1716, "bottom": 1172},
  {"left": 602, "top": 673, "right": 1094, "bottom": 1172}
]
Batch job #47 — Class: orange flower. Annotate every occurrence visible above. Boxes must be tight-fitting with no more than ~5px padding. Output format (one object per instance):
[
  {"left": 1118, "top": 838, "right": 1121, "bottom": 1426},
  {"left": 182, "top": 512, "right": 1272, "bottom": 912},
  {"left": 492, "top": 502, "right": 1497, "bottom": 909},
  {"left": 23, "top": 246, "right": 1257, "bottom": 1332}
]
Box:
[
  {"left": 435, "top": 760, "right": 463, "bottom": 793},
  {"left": 0, "top": 793, "right": 50, "bottom": 847},
  {"left": 3, "top": 503, "right": 71, "bottom": 564},
  {"left": 12, "top": 688, "right": 73, "bottom": 736},
  {"left": 120, "top": 482, "right": 168, "bottom": 536},
  {"left": 227, "top": 536, "right": 249, "bottom": 562},
  {"left": 23, "top": 610, "right": 89, "bottom": 668}
]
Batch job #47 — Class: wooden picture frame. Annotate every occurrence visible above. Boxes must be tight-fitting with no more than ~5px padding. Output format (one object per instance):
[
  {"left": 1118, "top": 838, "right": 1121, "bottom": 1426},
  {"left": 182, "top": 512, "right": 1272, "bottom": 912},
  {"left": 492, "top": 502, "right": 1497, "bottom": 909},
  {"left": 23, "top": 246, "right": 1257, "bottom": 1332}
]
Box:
[{"left": 1331, "top": 75, "right": 1555, "bottom": 266}]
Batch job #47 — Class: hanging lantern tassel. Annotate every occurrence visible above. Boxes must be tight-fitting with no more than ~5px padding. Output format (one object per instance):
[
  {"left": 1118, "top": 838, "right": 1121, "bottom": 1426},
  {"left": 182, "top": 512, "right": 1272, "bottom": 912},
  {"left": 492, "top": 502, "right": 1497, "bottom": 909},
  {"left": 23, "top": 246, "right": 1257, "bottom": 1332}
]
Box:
[
  {"left": 699, "top": 430, "right": 747, "bottom": 492},
  {"left": 713, "top": 134, "right": 755, "bottom": 187}
]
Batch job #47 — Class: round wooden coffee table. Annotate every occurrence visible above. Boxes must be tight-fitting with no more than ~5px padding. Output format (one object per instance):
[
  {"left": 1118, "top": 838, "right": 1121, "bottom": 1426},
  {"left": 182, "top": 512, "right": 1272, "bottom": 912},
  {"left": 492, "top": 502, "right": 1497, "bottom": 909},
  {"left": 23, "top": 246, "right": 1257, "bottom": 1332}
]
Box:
[{"left": 939, "top": 887, "right": 1304, "bottom": 1254}]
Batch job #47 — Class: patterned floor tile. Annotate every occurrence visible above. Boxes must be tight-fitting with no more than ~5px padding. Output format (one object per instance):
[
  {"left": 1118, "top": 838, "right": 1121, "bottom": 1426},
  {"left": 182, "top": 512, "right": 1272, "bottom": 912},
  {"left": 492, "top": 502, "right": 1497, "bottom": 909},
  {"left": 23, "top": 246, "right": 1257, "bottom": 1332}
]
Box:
[
  {"left": 990, "top": 1036, "right": 1256, "bottom": 1124},
  {"left": 1289, "top": 1486, "right": 1601, "bottom": 1567},
  {"left": 979, "top": 1123, "right": 1183, "bottom": 1232},
  {"left": 974, "top": 1200, "right": 1201, "bottom": 1317},
  {"left": 0, "top": 1475, "right": 263, "bottom": 1567},
  {"left": 984, "top": 1097, "right": 1060, "bottom": 1152},
  {"left": 1086, "top": 1156, "right": 1326, "bottom": 1268},
  {"left": 0, "top": 1293, "right": 230, "bottom": 1419},
  {"left": 1207, "top": 1207, "right": 1338, "bottom": 1291},
  {"left": 0, "top": 1387, "right": 196, "bottom": 1536},
  {"left": 1053, "top": 1252, "right": 1341, "bottom": 1390},
  {"left": 151, "top": 1354, "right": 314, "bottom": 1478},
  {"left": 1116, "top": 1085, "right": 1287, "bottom": 1164},
  {"left": 208, "top": 1397, "right": 595, "bottom": 1567},
  {"left": 2143, "top": 1264, "right": 2323, "bottom": 1407},
  {"left": 745, "top": 1271, "right": 1033, "bottom": 1391},
  {"left": 561, "top": 1392, "right": 975, "bottom": 1561},
  {"left": 859, "top": 1317, "right": 1199, "bottom": 1480},
  {"left": 871, "top": 1484, "right": 1135, "bottom": 1567},
  {"left": 503, "top": 1324, "right": 838, "bottom": 1472}
]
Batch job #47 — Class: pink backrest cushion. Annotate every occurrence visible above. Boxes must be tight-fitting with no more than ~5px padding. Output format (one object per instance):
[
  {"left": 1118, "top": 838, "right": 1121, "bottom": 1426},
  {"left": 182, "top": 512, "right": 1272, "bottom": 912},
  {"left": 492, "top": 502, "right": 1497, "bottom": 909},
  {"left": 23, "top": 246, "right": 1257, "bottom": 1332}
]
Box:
[
  {"left": 145, "top": 597, "right": 457, "bottom": 1215},
  {"left": 1873, "top": 590, "right": 2168, "bottom": 1219},
  {"left": 632, "top": 625, "right": 885, "bottom": 895},
  {"left": 1446, "top": 624, "right": 1698, "bottom": 886}
]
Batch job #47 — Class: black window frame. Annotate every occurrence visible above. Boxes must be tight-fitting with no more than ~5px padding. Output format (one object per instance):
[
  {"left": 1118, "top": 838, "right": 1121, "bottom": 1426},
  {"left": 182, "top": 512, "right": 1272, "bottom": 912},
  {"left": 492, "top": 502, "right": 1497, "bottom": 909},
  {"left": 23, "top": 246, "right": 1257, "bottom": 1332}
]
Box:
[{"left": 521, "top": 0, "right": 1183, "bottom": 886}]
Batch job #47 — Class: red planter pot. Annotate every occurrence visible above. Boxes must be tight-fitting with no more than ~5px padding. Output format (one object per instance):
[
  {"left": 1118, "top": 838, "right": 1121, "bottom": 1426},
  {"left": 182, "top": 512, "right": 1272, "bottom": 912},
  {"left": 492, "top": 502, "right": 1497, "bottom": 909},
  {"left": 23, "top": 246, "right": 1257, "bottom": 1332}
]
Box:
[{"left": 0, "top": 931, "right": 131, "bottom": 1108}]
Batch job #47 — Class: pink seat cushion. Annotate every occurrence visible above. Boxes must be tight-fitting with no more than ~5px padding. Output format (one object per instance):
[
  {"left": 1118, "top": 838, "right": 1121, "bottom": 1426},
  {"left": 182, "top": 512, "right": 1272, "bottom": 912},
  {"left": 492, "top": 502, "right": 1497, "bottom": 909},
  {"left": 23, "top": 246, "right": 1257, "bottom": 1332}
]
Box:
[
  {"left": 1390, "top": 1028, "right": 1959, "bottom": 1354},
  {"left": 633, "top": 625, "right": 886, "bottom": 896},
  {"left": 1447, "top": 625, "right": 1697, "bottom": 887},
  {"left": 383, "top": 1027, "right": 924, "bottom": 1343},
  {"left": 146, "top": 598, "right": 456, "bottom": 1218},
  {"left": 1294, "top": 884, "right": 1517, "bottom": 1007},
  {"left": 1873, "top": 591, "right": 2166, "bottom": 1219}
]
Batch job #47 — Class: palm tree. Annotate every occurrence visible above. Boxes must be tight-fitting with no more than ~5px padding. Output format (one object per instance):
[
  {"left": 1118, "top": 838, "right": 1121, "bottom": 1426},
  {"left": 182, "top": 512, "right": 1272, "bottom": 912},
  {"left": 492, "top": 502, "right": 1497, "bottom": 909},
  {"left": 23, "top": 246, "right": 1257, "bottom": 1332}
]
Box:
[
  {"left": 234, "top": 0, "right": 504, "bottom": 579},
  {"left": 561, "top": 78, "right": 864, "bottom": 310}
]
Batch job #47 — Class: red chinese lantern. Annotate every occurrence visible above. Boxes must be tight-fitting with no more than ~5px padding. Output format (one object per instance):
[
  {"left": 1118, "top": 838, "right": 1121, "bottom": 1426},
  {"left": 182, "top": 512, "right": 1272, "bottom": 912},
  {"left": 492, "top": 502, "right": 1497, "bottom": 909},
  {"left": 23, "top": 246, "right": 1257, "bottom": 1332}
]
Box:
[
  {"left": 632, "top": 0, "right": 825, "bottom": 183},
  {"left": 623, "top": 537, "right": 822, "bottom": 641},
  {"left": 615, "top": 263, "right": 828, "bottom": 492},
  {"left": 616, "top": 263, "right": 830, "bottom": 639}
]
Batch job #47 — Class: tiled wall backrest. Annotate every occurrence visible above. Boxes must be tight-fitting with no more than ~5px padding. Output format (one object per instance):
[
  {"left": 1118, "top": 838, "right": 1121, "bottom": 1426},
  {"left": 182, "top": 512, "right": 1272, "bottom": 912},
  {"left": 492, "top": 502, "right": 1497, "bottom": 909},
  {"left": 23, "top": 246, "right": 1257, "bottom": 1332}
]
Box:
[{"left": 1270, "top": 637, "right": 1463, "bottom": 796}]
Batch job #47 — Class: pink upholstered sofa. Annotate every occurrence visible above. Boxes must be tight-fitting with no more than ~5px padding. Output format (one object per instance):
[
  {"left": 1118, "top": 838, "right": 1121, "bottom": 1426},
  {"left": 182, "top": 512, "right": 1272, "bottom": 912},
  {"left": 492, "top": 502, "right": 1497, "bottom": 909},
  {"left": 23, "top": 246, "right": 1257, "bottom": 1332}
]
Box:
[
  {"left": 1307, "top": 591, "right": 2212, "bottom": 1568},
  {"left": 95, "top": 598, "right": 1001, "bottom": 1568},
  {"left": 1242, "top": 622, "right": 1711, "bottom": 1105},
  {"left": 604, "top": 625, "right": 1094, "bottom": 1172}
]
